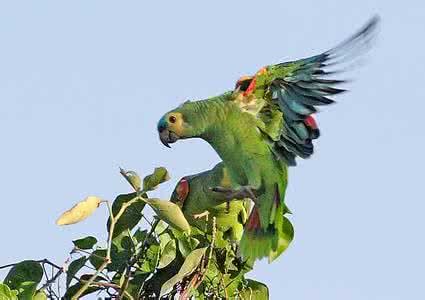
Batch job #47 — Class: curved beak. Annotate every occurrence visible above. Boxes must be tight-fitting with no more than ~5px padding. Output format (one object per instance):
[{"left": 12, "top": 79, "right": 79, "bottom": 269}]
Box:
[{"left": 159, "top": 129, "right": 180, "bottom": 148}]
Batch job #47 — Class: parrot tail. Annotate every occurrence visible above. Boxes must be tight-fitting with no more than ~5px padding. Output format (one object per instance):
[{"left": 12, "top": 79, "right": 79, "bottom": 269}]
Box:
[
  {"left": 239, "top": 187, "right": 294, "bottom": 263},
  {"left": 239, "top": 206, "right": 276, "bottom": 262}
]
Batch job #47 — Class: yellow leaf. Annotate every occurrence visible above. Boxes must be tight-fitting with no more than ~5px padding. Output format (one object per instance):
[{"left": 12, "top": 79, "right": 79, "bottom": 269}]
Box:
[{"left": 56, "top": 196, "right": 102, "bottom": 226}]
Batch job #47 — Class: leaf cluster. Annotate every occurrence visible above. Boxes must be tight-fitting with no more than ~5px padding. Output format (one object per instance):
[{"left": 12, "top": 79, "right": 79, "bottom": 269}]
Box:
[{"left": 1, "top": 167, "right": 268, "bottom": 299}]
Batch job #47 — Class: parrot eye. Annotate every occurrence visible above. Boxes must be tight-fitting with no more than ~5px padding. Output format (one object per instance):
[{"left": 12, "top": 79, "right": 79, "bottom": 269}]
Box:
[{"left": 169, "top": 115, "right": 177, "bottom": 123}]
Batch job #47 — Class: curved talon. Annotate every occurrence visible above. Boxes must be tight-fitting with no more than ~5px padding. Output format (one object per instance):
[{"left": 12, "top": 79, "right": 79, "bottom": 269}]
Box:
[
  {"left": 193, "top": 211, "right": 210, "bottom": 220},
  {"left": 244, "top": 187, "right": 258, "bottom": 203}
]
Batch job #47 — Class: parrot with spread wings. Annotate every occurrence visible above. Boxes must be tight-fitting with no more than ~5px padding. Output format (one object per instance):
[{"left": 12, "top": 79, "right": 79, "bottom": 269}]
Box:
[{"left": 157, "top": 16, "right": 379, "bottom": 262}]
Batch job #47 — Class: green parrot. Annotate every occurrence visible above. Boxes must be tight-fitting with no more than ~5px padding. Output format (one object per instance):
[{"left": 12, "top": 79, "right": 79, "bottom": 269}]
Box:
[
  {"left": 170, "top": 162, "right": 249, "bottom": 241},
  {"left": 157, "top": 17, "right": 379, "bottom": 262}
]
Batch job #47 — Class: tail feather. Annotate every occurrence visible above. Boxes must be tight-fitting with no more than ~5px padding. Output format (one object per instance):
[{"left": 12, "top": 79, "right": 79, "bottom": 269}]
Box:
[
  {"left": 240, "top": 207, "right": 294, "bottom": 263},
  {"left": 240, "top": 187, "right": 294, "bottom": 263},
  {"left": 269, "top": 216, "right": 294, "bottom": 262}
]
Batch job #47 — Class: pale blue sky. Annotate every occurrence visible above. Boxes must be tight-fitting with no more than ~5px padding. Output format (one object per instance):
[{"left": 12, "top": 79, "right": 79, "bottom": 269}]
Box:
[{"left": 0, "top": 1, "right": 423, "bottom": 299}]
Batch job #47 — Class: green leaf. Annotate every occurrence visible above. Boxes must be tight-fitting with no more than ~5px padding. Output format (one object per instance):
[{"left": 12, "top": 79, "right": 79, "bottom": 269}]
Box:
[
  {"left": 109, "top": 246, "right": 132, "bottom": 272},
  {"left": 178, "top": 236, "right": 200, "bottom": 258},
  {"left": 89, "top": 249, "right": 107, "bottom": 269},
  {"left": 158, "top": 239, "right": 176, "bottom": 269},
  {"left": 133, "top": 229, "right": 148, "bottom": 244},
  {"left": 147, "top": 198, "right": 191, "bottom": 234},
  {"left": 143, "top": 167, "right": 170, "bottom": 191},
  {"left": 120, "top": 168, "right": 142, "bottom": 191},
  {"left": 66, "top": 256, "right": 87, "bottom": 288},
  {"left": 139, "top": 244, "right": 160, "bottom": 273},
  {"left": 160, "top": 247, "right": 207, "bottom": 297},
  {"left": 33, "top": 290, "right": 47, "bottom": 300},
  {"left": 107, "top": 193, "right": 146, "bottom": 238},
  {"left": 158, "top": 231, "right": 172, "bottom": 248},
  {"left": 0, "top": 283, "right": 18, "bottom": 300},
  {"left": 63, "top": 273, "right": 108, "bottom": 299},
  {"left": 4, "top": 260, "right": 43, "bottom": 299},
  {"left": 154, "top": 220, "right": 169, "bottom": 235},
  {"left": 106, "top": 230, "right": 135, "bottom": 272},
  {"left": 239, "top": 279, "right": 269, "bottom": 300},
  {"left": 126, "top": 271, "right": 150, "bottom": 298},
  {"left": 72, "top": 236, "right": 97, "bottom": 250},
  {"left": 147, "top": 243, "right": 160, "bottom": 262},
  {"left": 63, "top": 281, "right": 100, "bottom": 300}
]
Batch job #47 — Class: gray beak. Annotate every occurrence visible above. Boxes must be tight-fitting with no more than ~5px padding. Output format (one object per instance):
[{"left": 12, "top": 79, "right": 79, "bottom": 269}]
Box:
[
  {"left": 159, "top": 129, "right": 180, "bottom": 148},
  {"left": 159, "top": 129, "right": 171, "bottom": 148}
]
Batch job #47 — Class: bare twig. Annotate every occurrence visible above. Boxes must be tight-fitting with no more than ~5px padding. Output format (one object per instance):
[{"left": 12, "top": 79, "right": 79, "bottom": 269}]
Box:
[
  {"left": 39, "top": 268, "right": 64, "bottom": 292},
  {"left": 142, "top": 214, "right": 154, "bottom": 227},
  {"left": 73, "top": 247, "right": 106, "bottom": 261},
  {"left": 118, "top": 265, "right": 132, "bottom": 299},
  {"left": 220, "top": 274, "right": 229, "bottom": 299},
  {"left": 77, "top": 280, "right": 133, "bottom": 299},
  {"left": 0, "top": 258, "right": 75, "bottom": 283},
  {"left": 21, "top": 258, "right": 70, "bottom": 299}
]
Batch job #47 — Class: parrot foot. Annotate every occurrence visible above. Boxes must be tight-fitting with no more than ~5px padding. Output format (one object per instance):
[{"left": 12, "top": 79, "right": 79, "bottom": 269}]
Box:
[
  {"left": 211, "top": 185, "right": 258, "bottom": 203},
  {"left": 193, "top": 211, "right": 210, "bottom": 221}
]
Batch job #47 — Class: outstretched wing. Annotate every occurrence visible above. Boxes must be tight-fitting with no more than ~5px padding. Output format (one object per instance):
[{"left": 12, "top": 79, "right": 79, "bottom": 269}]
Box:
[{"left": 233, "top": 16, "right": 379, "bottom": 166}]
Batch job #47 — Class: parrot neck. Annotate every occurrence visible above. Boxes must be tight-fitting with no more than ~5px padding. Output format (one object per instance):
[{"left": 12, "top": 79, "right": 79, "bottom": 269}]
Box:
[
  {"left": 180, "top": 93, "right": 232, "bottom": 138},
  {"left": 200, "top": 102, "right": 237, "bottom": 147},
  {"left": 201, "top": 104, "right": 261, "bottom": 164}
]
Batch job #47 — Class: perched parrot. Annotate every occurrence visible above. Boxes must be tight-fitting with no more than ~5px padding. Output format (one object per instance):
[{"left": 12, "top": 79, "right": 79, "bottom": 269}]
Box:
[
  {"left": 157, "top": 17, "right": 379, "bottom": 262},
  {"left": 170, "top": 162, "right": 250, "bottom": 241}
]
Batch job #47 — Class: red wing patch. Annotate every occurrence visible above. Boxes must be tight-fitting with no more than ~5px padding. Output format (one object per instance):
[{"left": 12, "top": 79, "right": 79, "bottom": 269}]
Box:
[
  {"left": 246, "top": 206, "right": 261, "bottom": 231},
  {"left": 274, "top": 184, "right": 280, "bottom": 207},
  {"left": 304, "top": 115, "right": 320, "bottom": 139},
  {"left": 304, "top": 115, "right": 318, "bottom": 129},
  {"left": 243, "top": 76, "right": 257, "bottom": 96},
  {"left": 242, "top": 67, "right": 267, "bottom": 96},
  {"left": 176, "top": 178, "right": 190, "bottom": 206}
]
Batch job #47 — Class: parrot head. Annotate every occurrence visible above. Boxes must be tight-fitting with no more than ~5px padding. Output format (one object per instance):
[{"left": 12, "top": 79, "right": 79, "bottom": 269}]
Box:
[
  {"left": 157, "top": 111, "right": 184, "bottom": 148},
  {"left": 157, "top": 101, "right": 203, "bottom": 148},
  {"left": 158, "top": 92, "right": 234, "bottom": 147}
]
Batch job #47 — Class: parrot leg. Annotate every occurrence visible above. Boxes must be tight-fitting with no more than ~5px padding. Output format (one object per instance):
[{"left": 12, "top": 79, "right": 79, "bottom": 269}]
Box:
[
  {"left": 211, "top": 186, "right": 258, "bottom": 203},
  {"left": 193, "top": 210, "right": 210, "bottom": 221}
]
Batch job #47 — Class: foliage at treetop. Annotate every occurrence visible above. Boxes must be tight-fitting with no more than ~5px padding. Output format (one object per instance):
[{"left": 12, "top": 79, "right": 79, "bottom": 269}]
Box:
[{"left": 0, "top": 167, "right": 268, "bottom": 299}]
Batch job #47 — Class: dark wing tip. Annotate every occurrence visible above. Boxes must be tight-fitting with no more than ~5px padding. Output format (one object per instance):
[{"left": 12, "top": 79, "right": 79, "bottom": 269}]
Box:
[
  {"left": 364, "top": 15, "right": 381, "bottom": 33},
  {"left": 326, "top": 15, "right": 381, "bottom": 60}
]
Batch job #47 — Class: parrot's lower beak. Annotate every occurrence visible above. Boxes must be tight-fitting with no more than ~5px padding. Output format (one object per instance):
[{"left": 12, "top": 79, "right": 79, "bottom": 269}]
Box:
[{"left": 159, "top": 129, "right": 180, "bottom": 148}]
